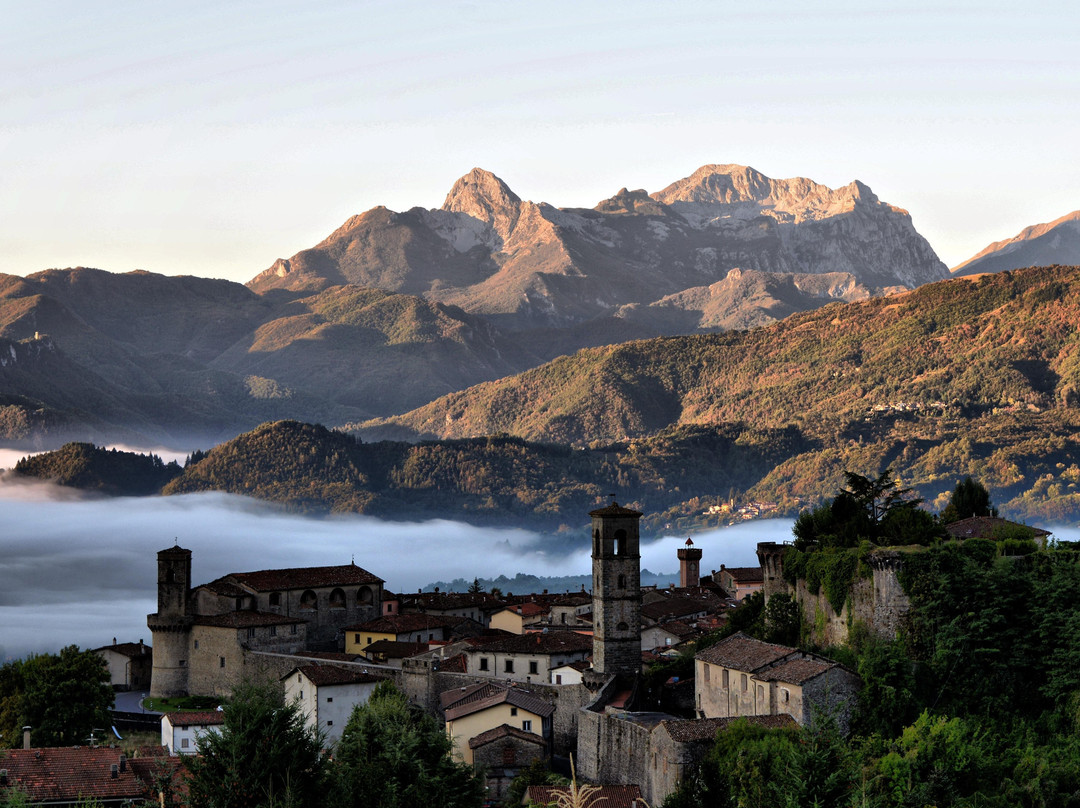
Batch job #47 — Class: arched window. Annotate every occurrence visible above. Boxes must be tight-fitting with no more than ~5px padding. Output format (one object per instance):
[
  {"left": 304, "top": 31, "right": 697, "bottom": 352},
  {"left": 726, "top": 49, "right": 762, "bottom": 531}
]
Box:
[
  {"left": 616, "top": 621, "right": 629, "bottom": 632},
  {"left": 329, "top": 588, "right": 346, "bottom": 610},
  {"left": 614, "top": 529, "right": 627, "bottom": 556},
  {"left": 357, "top": 587, "right": 373, "bottom": 604},
  {"left": 299, "top": 590, "right": 318, "bottom": 610}
]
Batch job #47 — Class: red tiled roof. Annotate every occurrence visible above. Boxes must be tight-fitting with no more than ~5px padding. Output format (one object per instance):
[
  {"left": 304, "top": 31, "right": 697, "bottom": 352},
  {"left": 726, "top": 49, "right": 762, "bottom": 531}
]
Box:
[
  {"left": 292, "top": 665, "right": 385, "bottom": 687},
  {"left": 194, "top": 610, "right": 304, "bottom": 628},
  {"left": 641, "top": 598, "right": 708, "bottom": 622},
  {"left": 364, "top": 640, "right": 429, "bottom": 658},
  {"left": 437, "top": 653, "right": 468, "bottom": 673},
  {"left": 470, "top": 631, "right": 592, "bottom": 656},
  {"left": 468, "top": 723, "right": 547, "bottom": 749},
  {"left": 163, "top": 710, "right": 225, "bottom": 727},
  {"left": 695, "top": 632, "right": 793, "bottom": 670},
  {"left": 225, "top": 563, "right": 383, "bottom": 592},
  {"left": 527, "top": 784, "right": 644, "bottom": 808},
  {"left": 94, "top": 641, "right": 151, "bottom": 658},
  {"left": 443, "top": 683, "right": 555, "bottom": 722},
  {"left": 0, "top": 747, "right": 167, "bottom": 803},
  {"left": 506, "top": 602, "right": 550, "bottom": 618},
  {"left": 441, "top": 681, "right": 507, "bottom": 711},
  {"left": 345, "top": 613, "right": 452, "bottom": 633},
  {"left": 720, "top": 566, "right": 764, "bottom": 583},
  {"left": 945, "top": 516, "right": 1051, "bottom": 540},
  {"left": 758, "top": 657, "right": 837, "bottom": 685}
]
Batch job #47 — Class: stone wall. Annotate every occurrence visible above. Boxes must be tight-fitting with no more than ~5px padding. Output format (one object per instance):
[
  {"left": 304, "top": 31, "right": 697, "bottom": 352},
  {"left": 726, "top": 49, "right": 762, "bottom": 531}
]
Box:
[{"left": 577, "top": 710, "right": 654, "bottom": 802}]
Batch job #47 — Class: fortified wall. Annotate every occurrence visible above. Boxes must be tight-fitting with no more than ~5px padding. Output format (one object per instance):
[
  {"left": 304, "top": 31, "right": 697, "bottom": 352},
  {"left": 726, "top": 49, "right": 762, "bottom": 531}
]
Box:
[{"left": 757, "top": 543, "right": 912, "bottom": 646}]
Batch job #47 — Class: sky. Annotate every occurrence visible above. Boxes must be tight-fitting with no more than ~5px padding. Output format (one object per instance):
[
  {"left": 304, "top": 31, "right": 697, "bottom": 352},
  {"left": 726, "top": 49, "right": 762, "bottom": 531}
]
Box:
[
  {"left": 0, "top": 474, "right": 792, "bottom": 660},
  {"left": 2, "top": 1, "right": 1078, "bottom": 283}
]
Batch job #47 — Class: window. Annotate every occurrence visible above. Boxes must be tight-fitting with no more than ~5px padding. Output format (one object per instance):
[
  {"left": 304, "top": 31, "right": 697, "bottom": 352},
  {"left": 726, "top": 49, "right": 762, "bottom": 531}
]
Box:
[
  {"left": 479, "top": 658, "right": 489, "bottom": 671},
  {"left": 618, "top": 574, "right": 626, "bottom": 590},
  {"left": 741, "top": 674, "right": 747, "bottom": 692},
  {"left": 510, "top": 707, "right": 518, "bottom": 716},
  {"left": 326, "top": 697, "right": 333, "bottom": 703},
  {"left": 270, "top": 625, "right": 277, "bottom": 637},
  {"left": 556, "top": 674, "right": 563, "bottom": 685},
  {"left": 522, "top": 720, "right": 532, "bottom": 732},
  {"left": 782, "top": 688, "right": 790, "bottom": 703},
  {"left": 757, "top": 685, "right": 764, "bottom": 701},
  {"left": 704, "top": 665, "right": 710, "bottom": 683},
  {"left": 300, "top": 590, "right": 318, "bottom": 610},
  {"left": 219, "top": 657, "right": 225, "bottom": 668},
  {"left": 247, "top": 627, "right": 256, "bottom": 639},
  {"left": 529, "top": 661, "right": 538, "bottom": 675},
  {"left": 616, "top": 621, "right": 629, "bottom": 632},
  {"left": 179, "top": 660, "right": 186, "bottom": 667},
  {"left": 358, "top": 587, "right": 373, "bottom": 604},
  {"left": 722, "top": 669, "right": 729, "bottom": 688},
  {"left": 269, "top": 592, "right": 281, "bottom": 607},
  {"left": 298, "top": 674, "right": 303, "bottom": 682},
  {"left": 354, "top": 634, "right": 360, "bottom": 645},
  {"left": 367, "top": 636, "right": 373, "bottom": 645},
  {"left": 290, "top": 624, "right": 298, "bottom": 635},
  {"left": 299, "top": 691, "right": 303, "bottom": 699},
  {"left": 194, "top": 640, "right": 199, "bottom": 650},
  {"left": 327, "top": 720, "right": 333, "bottom": 726},
  {"left": 329, "top": 588, "right": 346, "bottom": 610},
  {"left": 505, "top": 660, "right": 514, "bottom": 673},
  {"left": 181, "top": 738, "right": 189, "bottom": 749}
]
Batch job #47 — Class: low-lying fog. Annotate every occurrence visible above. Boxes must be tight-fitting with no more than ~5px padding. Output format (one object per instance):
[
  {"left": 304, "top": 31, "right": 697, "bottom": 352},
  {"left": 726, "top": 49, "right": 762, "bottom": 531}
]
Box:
[{"left": 0, "top": 474, "right": 796, "bottom": 662}]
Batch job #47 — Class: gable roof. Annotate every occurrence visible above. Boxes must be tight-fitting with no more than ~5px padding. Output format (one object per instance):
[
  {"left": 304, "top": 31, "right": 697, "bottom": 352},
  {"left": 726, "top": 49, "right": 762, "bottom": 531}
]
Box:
[
  {"left": 719, "top": 566, "right": 764, "bottom": 584},
  {"left": 945, "top": 516, "right": 1051, "bottom": 540},
  {"left": 641, "top": 597, "right": 709, "bottom": 622},
  {"left": 443, "top": 683, "right": 555, "bottom": 722},
  {"left": 93, "top": 641, "right": 151, "bottom": 658},
  {"left": 345, "top": 613, "right": 452, "bottom": 633},
  {"left": 468, "top": 723, "right": 548, "bottom": 750},
  {"left": 364, "top": 639, "right": 429, "bottom": 659},
  {"left": 217, "top": 563, "right": 383, "bottom": 593},
  {"left": 0, "top": 748, "right": 172, "bottom": 804},
  {"left": 695, "top": 632, "right": 793, "bottom": 670},
  {"left": 290, "top": 664, "right": 386, "bottom": 687},
  {"left": 469, "top": 631, "right": 592, "bottom": 656},
  {"left": 162, "top": 710, "right": 225, "bottom": 727},
  {"left": 757, "top": 657, "right": 839, "bottom": 685},
  {"left": 527, "top": 784, "right": 644, "bottom": 808}
]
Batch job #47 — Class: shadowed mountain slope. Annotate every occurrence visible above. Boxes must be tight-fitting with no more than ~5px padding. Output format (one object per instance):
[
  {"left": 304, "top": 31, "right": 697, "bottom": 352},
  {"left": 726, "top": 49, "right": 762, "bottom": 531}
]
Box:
[{"left": 953, "top": 211, "right": 1080, "bottom": 277}]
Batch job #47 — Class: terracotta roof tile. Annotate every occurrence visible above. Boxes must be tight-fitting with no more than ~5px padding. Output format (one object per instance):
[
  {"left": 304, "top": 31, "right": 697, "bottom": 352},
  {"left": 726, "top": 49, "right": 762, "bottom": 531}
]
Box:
[
  {"left": 527, "top": 784, "right": 644, "bottom": 808},
  {"left": 471, "top": 631, "right": 592, "bottom": 656},
  {"left": 226, "top": 563, "right": 383, "bottom": 591},
  {"left": 163, "top": 710, "right": 225, "bottom": 727},
  {"left": 345, "top": 613, "right": 452, "bottom": 633},
  {"left": 757, "top": 657, "right": 838, "bottom": 685},
  {"left": 641, "top": 598, "right": 709, "bottom": 622},
  {"left": 292, "top": 664, "right": 386, "bottom": 686},
  {"left": 720, "top": 566, "right": 764, "bottom": 583},
  {"left": 0, "top": 747, "right": 166, "bottom": 803},
  {"left": 93, "top": 641, "right": 151, "bottom": 658},
  {"left": 443, "top": 684, "right": 555, "bottom": 722},
  {"left": 364, "top": 640, "right": 428, "bottom": 658},
  {"left": 437, "top": 653, "right": 468, "bottom": 673},
  {"left": 469, "top": 723, "right": 547, "bottom": 749},
  {"left": 695, "top": 632, "right": 793, "bottom": 670}
]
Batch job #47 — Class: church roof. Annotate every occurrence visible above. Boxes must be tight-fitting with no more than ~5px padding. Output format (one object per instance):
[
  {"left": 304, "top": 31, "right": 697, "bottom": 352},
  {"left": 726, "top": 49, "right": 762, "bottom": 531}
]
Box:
[
  {"left": 216, "top": 563, "right": 383, "bottom": 592},
  {"left": 695, "top": 632, "right": 793, "bottom": 671}
]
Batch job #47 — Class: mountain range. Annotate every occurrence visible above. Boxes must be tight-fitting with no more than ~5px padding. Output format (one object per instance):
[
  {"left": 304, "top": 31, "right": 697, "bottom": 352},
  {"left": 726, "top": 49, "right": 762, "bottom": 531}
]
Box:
[{"left": 0, "top": 164, "right": 1076, "bottom": 452}]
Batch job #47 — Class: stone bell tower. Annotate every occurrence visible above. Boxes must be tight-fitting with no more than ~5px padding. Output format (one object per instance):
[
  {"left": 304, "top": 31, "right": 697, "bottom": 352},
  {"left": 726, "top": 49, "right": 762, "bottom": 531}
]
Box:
[
  {"left": 147, "top": 545, "right": 193, "bottom": 697},
  {"left": 678, "top": 538, "right": 702, "bottom": 588},
  {"left": 590, "top": 499, "right": 643, "bottom": 680}
]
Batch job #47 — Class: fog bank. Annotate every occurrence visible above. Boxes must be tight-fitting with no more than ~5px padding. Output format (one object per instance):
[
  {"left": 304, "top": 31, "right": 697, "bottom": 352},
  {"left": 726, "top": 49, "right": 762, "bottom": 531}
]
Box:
[{"left": 0, "top": 476, "right": 792, "bottom": 661}]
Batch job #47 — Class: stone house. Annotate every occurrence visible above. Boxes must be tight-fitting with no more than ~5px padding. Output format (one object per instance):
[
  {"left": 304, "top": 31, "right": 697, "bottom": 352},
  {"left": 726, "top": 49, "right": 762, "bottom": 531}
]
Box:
[
  {"left": 640, "top": 620, "right": 698, "bottom": 651},
  {"left": 694, "top": 632, "right": 860, "bottom": 731},
  {"left": 469, "top": 724, "right": 548, "bottom": 803},
  {"left": 282, "top": 664, "right": 386, "bottom": 746},
  {"left": 441, "top": 681, "right": 554, "bottom": 765},
  {"left": 161, "top": 710, "right": 225, "bottom": 755},
  {"left": 188, "top": 612, "right": 307, "bottom": 696},
  {"left": 464, "top": 631, "right": 592, "bottom": 684},
  {"left": 93, "top": 639, "right": 152, "bottom": 691},
  {"left": 343, "top": 613, "right": 452, "bottom": 653},
  {"left": 713, "top": 565, "right": 764, "bottom": 602}
]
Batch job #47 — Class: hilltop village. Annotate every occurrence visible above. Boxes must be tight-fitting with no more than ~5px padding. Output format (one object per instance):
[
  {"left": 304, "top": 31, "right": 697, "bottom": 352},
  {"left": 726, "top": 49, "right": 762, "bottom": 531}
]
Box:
[{"left": 2, "top": 494, "right": 1072, "bottom": 805}]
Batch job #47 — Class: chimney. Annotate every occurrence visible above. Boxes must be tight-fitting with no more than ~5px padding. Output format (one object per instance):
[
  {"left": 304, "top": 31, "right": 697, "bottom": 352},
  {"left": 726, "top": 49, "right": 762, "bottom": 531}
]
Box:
[
  {"left": 111, "top": 764, "right": 119, "bottom": 779},
  {"left": 119, "top": 754, "right": 127, "bottom": 773},
  {"left": 23, "top": 727, "right": 31, "bottom": 750}
]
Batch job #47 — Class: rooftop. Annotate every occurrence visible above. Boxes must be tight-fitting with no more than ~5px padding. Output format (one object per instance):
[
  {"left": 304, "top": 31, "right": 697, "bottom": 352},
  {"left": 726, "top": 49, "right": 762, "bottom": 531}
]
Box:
[
  {"left": 695, "top": 632, "right": 793, "bottom": 670},
  {"left": 443, "top": 682, "right": 555, "bottom": 722},
  {"left": 470, "top": 631, "right": 593, "bottom": 656},
  {"left": 163, "top": 710, "right": 225, "bottom": 727},
  {"left": 468, "top": 723, "right": 547, "bottom": 750},
  {"left": 345, "top": 613, "right": 453, "bottom": 633},
  {"left": 291, "top": 664, "right": 386, "bottom": 687},
  {"left": 212, "top": 563, "right": 383, "bottom": 593},
  {"left": 0, "top": 748, "right": 179, "bottom": 804}
]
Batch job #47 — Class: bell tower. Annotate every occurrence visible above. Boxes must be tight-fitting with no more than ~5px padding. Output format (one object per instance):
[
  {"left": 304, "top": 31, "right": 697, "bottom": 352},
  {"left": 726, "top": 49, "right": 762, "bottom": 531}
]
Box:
[
  {"left": 678, "top": 538, "right": 702, "bottom": 588},
  {"left": 590, "top": 499, "right": 642, "bottom": 680},
  {"left": 148, "top": 545, "right": 193, "bottom": 697}
]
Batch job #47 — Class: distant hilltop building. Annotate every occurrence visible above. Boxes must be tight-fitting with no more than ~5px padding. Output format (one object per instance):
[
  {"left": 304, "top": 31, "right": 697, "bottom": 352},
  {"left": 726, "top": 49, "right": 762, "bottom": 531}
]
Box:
[{"left": 147, "top": 545, "right": 383, "bottom": 697}]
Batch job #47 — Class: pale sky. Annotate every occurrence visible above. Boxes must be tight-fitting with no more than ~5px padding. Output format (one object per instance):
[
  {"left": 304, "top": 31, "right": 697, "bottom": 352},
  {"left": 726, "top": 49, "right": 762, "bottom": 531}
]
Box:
[{"left": 2, "top": 1, "right": 1077, "bottom": 283}]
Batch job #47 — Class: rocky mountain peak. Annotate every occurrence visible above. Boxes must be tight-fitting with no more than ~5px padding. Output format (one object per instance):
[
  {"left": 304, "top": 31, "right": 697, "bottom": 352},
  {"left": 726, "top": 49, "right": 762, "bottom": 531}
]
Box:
[{"left": 441, "top": 168, "right": 522, "bottom": 240}]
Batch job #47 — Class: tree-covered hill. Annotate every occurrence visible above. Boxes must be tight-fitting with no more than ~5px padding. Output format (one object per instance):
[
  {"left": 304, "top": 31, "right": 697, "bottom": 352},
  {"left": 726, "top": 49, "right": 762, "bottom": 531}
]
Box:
[{"left": 13, "top": 442, "right": 182, "bottom": 495}]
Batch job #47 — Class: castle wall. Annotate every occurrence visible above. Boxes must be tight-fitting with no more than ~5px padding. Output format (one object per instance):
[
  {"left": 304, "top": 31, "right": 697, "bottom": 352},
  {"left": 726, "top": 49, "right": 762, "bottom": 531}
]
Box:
[
  {"left": 147, "top": 626, "right": 191, "bottom": 698},
  {"left": 576, "top": 709, "right": 655, "bottom": 805}
]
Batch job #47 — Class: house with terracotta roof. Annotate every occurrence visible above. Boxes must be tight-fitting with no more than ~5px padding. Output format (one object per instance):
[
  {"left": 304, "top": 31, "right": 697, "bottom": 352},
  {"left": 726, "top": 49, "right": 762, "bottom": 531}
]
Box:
[
  {"left": 93, "top": 639, "right": 152, "bottom": 691},
  {"left": 694, "top": 632, "right": 860, "bottom": 730},
  {"left": 0, "top": 746, "right": 182, "bottom": 806},
  {"left": 441, "top": 681, "right": 555, "bottom": 766},
  {"left": 490, "top": 602, "right": 551, "bottom": 634},
  {"left": 464, "top": 631, "right": 592, "bottom": 684},
  {"left": 282, "top": 664, "right": 387, "bottom": 745},
  {"left": 640, "top": 619, "right": 699, "bottom": 652},
  {"left": 361, "top": 639, "right": 429, "bottom": 667},
  {"left": 161, "top": 710, "right": 225, "bottom": 755},
  {"left": 713, "top": 565, "right": 764, "bottom": 602},
  {"left": 343, "top": 613, "right": 453, "bottom": 653}
]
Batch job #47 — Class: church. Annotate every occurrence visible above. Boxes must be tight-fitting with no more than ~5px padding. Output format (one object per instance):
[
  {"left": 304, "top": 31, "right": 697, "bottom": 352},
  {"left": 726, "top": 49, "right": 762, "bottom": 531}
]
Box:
[{"left": 147, "top": 546, "right": 384, "bottom": 697}]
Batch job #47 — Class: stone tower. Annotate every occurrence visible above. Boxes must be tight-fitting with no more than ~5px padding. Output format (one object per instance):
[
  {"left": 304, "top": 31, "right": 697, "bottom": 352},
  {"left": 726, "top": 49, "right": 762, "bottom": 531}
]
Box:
[
  {"left": 677, "top": 538, "right": 702, "bottom": 588},
  {"left": 147, "top": 545, "right": 193, "bottom": 697},
  {"left": 590, "top": 500, "right": 643, "bottom": 680}
]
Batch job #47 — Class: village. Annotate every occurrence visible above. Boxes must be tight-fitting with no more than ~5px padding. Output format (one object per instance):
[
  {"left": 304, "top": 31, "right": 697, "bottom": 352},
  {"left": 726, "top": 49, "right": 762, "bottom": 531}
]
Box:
[{"left": 0, "top": 504, "right": 1050, "bottom": 806}]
